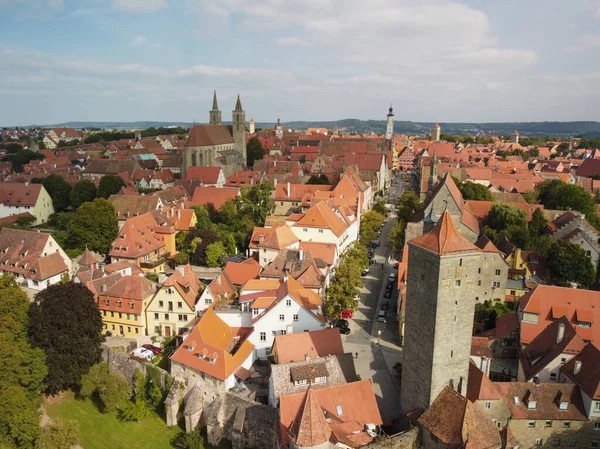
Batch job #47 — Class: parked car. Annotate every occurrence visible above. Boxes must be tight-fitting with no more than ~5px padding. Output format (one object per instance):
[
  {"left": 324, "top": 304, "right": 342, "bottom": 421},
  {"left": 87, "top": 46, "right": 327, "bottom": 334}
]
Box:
[
  {"left": 338, "top": 326, "right": 351, "bottom": 335},
  {"left": 333, "top": 319, "right": 349, "bottom": 328},
  {"left": 381, "top": 302, "right": 390, "bottom": 311},
  {"left": 370, "top": 240, "right": 381, "bottom": 248},
  {"left": 362, "top": 267, "right": 370, "bottom": 275},
  {"left": 393, "top": 262, "right": 400, "bottom": 269},
  {"left": 377, "top": 311, "right": 387, "bottom": 323},
  {"left": 385, "top": 283, "right": 393, "bottom": 291},
  {"left": 388, "top": 273, "right": 397, "bottom": 281},
  {"left": 142, "top": 344, "right": 162, "bottom": 355},
  {"left": 132, "top": 347, "right": 154, "bottom": 361},
  {"left": 341, "top": 309, "right": 353, "bottom": 319},
  {"left": 384, "top": 290, "right": 392, "bottom": 298}
]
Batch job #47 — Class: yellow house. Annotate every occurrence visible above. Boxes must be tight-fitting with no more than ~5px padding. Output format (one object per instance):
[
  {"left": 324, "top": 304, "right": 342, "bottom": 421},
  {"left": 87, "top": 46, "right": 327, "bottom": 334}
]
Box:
[
  {"left": 146, "top": 264, "right": 202, "bottom": 338},
  {"left": 97, "top": 275, "right": 156, "bottom": 337}
]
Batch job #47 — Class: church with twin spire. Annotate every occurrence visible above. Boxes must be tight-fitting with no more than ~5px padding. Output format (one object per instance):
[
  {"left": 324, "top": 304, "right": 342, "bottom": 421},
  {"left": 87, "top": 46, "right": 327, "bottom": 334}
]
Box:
[{"left": 182, "top": 91, "right": 247, "bottom": 178}]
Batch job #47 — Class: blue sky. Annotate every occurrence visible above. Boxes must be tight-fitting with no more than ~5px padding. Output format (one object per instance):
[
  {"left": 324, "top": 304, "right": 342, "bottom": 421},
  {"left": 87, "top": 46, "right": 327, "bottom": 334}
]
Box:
[{"left": 1, "top": 0, "right": 599, "bottom": 125}]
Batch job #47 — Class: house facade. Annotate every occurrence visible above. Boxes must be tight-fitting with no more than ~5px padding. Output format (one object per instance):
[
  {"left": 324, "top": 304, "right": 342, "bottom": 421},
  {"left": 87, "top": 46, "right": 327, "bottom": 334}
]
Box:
[{"left": 0, "top": 182, "right": 54, "bottom": 225}]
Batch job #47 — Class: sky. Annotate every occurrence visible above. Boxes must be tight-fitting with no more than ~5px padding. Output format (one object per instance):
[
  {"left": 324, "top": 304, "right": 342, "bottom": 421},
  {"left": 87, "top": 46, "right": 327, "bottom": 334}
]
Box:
[{"left": 1, "top": 0, "right": 599, "bottom": 125}]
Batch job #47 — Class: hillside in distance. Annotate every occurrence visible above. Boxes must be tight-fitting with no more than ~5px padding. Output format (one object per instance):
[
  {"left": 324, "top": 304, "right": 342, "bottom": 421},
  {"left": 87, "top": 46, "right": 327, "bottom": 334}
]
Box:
[{"left": 26, "top": 120, "right": 600, "bottom": 137}]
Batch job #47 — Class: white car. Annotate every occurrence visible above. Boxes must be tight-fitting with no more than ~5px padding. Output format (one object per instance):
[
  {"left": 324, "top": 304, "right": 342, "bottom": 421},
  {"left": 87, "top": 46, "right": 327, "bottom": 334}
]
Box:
[{"left": 132, "top": 347, "right": 154, "bottom": 361}]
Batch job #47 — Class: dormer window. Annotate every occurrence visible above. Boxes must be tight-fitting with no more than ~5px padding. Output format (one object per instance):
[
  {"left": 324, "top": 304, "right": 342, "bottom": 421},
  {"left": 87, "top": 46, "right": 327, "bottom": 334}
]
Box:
[
  {"left": 528, "top": 400, "right": 537, "bottom": 410},
  {"left": 559, "top": 401, "right": 569, "bottom": 411}
]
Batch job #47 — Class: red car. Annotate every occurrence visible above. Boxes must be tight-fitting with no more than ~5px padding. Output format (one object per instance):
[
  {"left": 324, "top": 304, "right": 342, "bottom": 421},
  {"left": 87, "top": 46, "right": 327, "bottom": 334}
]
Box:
[
  {"left": 142, "top": 344, "right": 162, "bottom": 355},
  {"left": 393, "top": 262, "right": 400, "bottom": 269},
  {"left": 341, "top": 310, "right": 353, "bottom": 319}
]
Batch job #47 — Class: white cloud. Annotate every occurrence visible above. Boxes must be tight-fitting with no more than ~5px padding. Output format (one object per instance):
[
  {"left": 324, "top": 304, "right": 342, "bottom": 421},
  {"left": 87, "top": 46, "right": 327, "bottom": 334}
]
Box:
[
  {"left": 276, "top": 36, "right": 310, "bottom": 47},
  {"left": 130, "top": 35, "right": 147, "bottom": 46},
  {"left": 112, "top": 0, "right": 167, "bottom": 12}
]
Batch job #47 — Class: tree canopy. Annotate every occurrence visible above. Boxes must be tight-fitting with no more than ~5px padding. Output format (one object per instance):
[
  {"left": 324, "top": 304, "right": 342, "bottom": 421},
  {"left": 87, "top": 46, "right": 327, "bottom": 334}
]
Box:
[
  {"left": 457, "top": 180, "right": 494, "bottom": 201},
  {"left": 325, "top": 242, "right": 367, "bottom": 318},
  {"left": 68, "top": 198, "right": 118, "bottom": 254},
  {"left": 535, "top": 180, "right": 598, "bottom": 227},
  {"left": 80, "top": 363, "right": 131, "bottom": 413},
  {"left": 43, "top": 175, "right": 73, "bottom": 212},
  {"left": 69, "top": 180, "right": 97, "bottom": 208},
  {"left": 547, "top": 240, "right": 596, "bottom": 289},
  {"left": 97, "top": 175, "right": 126, "bottom": 199},
  {"left": 389, "top": 190, "right": 423, "bottom": 252},
  {"left": 28, "top": 283, "right": 104, "bottom": 394},
  {"left": 306, "top": 174, "right": 330, "bottom": 185},
  {"left": 246, "top": 136, "right": 264, "bottom": 168},
  {"left": 1, "top": 149, "right": 44, "bottom": 172},
  {"left": 360, "top": 210, "right": 384, "bottom": 242}
]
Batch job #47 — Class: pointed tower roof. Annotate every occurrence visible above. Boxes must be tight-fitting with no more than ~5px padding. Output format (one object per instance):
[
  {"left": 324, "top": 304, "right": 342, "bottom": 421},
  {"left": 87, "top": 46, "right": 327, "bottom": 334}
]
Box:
[
  {"left": 234, "top": 94, "right": 243, "bottom": 112},
  {"left": 387, "top": 104, "right": 394, "bottom": 117},
  {"left": 288, "top": 388, "right": 331, "bottom": 447},
  {"left": 79, "top": 247, "right": 100, "bottom": 267},
  {"left": 410, "top": 211, "right": 479, "bottom": 256},
  {"left": 433, "top": 122, "right": 440, "bottom": 128},
  {"left": 423, "top": 208, "right": 439, "bottom": 225},
  {"left": 212, "top": 90, "right": 219, "bottom": 111}
]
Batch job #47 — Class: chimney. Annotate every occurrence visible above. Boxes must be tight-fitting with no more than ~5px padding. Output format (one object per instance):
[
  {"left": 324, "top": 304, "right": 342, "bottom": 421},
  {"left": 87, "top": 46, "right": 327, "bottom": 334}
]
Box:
[
  {"left": 299, "top": 249, "right": 304, "bottom": 261},
  {"left": 273, "top": 178, "right": 277, "bottom": 187},
  {"left": 287, "top": 182, "right": 290, "bottom": 198},
  {"left": 259, "top": 234, "right": 264, "bottom": 244},
  {"left": 573, "top": 360, "right": 582, "bottom": 375},
  {"left": 557, "top": 322, "right": 565, "bottom": 345},
  {"left": 305, "top": 354, "right": 311, "bottom": 361},
  {"left": 217, "top": 275, "right": 222, "bottom": 285},
  {"left": 24, "top": 181, "right": 29, "bottom": 187},
  {"left": 177, "top": 209, "right": 181, "bottom": 219}
]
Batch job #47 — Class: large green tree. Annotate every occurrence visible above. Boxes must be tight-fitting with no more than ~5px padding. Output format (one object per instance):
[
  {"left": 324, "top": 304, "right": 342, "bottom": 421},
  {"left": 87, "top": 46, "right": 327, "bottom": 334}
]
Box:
[
  {"left": 306, "top": 174, "right": 330, "bottom": 185},
  {"left": 246, "top": 136, "right": 264, "bottom": 167},
  {"left": 68, "top": 198, "right": 118, "bottom": 254},
  {"left": 205, "top": 242, "right": 227, "bottom": 267},
  {"left": 80, "top": 363, "right": 131, "bottom": 413},
  {"left": 457, "top": 181, "right": 494, "bottom": 201},
  {"left": 360, "top": 210, "right": 384, "bottom": 243},
  {"left": 29, "top": 283, "right": 104, "bottom": 394},
  {"left": 547, "top": 240, "right": 596, "bottom": 289},
  {"left": 69, "top": 180, "right": 97, "bottom": 208},
  {"left": 97, "top": 174, "right": 126, "bottom": 199},
  {"left": 389, "top": 190, "right": 423, "bottom": 252},
  {"left": 35, "top": 419, "right": 80, "bottom": 449},
  {"left": 483, "top": 203, "right": 530, "bottom": 248},
  {"left": 43, "top": 174, "right": 72, "bottom": 212},
  {"left": 325, "top": 243, "right": 367, "bottom": 318}
]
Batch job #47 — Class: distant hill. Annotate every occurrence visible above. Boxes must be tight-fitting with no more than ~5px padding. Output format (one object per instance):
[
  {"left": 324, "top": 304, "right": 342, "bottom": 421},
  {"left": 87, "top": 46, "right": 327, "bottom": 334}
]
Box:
[{"left": 17, "top": 120, "right": 600, "bottom": 137}]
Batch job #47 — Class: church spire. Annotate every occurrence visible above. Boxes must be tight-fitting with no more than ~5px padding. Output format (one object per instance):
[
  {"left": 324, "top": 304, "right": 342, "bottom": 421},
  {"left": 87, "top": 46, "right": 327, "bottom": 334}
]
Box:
[
  {"left": 212, "top": 90, "right": 219, "bottom": 111},
  {"left": 234, "top": 94, "right": 243, "bottom": 112}
]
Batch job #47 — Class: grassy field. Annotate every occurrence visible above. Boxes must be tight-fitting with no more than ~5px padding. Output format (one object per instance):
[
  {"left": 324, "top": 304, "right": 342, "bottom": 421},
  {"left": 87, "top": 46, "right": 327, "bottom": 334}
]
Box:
[{"left": 45, "top": 392, "right": 183, "bottom": 449}]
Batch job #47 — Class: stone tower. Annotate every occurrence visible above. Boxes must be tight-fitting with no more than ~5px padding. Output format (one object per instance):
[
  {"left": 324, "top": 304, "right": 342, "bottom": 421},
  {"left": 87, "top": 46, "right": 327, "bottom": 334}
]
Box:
[
  {"left": 400, "top": 211, "right": 481, "bottom": 413},
  {"left": 275, "top": 118, "right": 283, "bottom": 140},
  {"left": 249, "top": 118, "right": 255, "bottom": 134},
  {"left": 512, "top": 129, "right": 519, "bottom": 144},
  {"left": 431, "top": 122, "right": 440, "bottom": 141},
  {"left": 288, "top": 388, "right": 334, "bottom": 449},
  {"left": 386, "top": 105, "right": 394, "bottom": 140},
  {"left": 428, "top": 151, "right": 438, "bottom": 191},
  {"left": 232, "top": 94, "right": 247, "bottom": 165},
  {"left": 209, "top": 90, "right": 222, "bottom": 125}
]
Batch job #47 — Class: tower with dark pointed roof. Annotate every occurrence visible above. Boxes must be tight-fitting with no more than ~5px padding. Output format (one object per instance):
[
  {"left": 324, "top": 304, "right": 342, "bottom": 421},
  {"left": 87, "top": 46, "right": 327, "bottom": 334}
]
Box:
[
  {"left": 400, "top": 211, "right": 481, "bottom": 414},
  {"left": 431, "top": 122, "right": 440, "bottom": 141},
  {"left": 385, "top": 104, "right": 394, "bottom": 140},
  {"left": 232, "top": 94, "right": 247, "bottom": 164},
  {"left": 209, "top": 90, "right": 222, "bottom": 125},
  {"left": 275, "top": 118, "right": 283, "bottom": 140},
  {"left": 288, "top": 388, "right": 333, "bottom": 449},
  {"left": 512, "top": 129, "right": 519, "bottom": 144}
]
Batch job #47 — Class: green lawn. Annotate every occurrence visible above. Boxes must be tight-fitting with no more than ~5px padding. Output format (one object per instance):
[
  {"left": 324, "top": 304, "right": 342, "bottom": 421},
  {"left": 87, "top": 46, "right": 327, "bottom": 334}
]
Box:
[{"left": 45, "top": 392, "right": 183, "bottom": 449}]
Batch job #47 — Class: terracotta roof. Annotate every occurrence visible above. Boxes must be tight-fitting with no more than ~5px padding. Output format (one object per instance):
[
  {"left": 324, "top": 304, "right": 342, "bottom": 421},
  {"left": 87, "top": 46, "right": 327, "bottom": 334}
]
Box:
[
  {"left": 474, "top": 235, "right": 500, "bottom": 253},
  {"left": 279, "top": 380, "right": 382, "bottom": 447},
  {"left": 251, "top": 296, "right": 276, "bottom": 309},
  {"left": 207, "top": 271, "right": 236, "bottom": 300},
  {"left": 495, "top": 382, "right": 587, "bottom": 421},
  {"left": 186, "top": 186, "right": 238, "bottom": 210},
  {"left": 104, "top": 261, "right": 142, "bottom": 275},
  {"left": 294, "top": 201, "right": 349, "bottom": 237},
  {"left": 560, "top": 343, "right": 600, "bottom": 400},
  {"left": 261, "top": 249, "right": 325, "bottom": 289},
  {"left": 298, "top": 241, "right": 336, "bottom": 266},
  {"left": 418, "top": 386, "right": 501, "bottom": 449},
  {"left": 410, "top": 211, "right": 480, "bottom": 256},
  {"left": 78, "top": 247, "right": 102, "bottom": 267},
  {"left": 169, "top": 307, "right": 255, "bottom": 381},
  {"left": 162, "top": 265, "right": 202, "bottom": 309},
  {"left": 26, "top": 252, "right": 68, "bottom": 280},
  {"left": 575, "top": 157, "right": 600, "bottom": 177},
  {"left": 488, "top": 312, "right": 519, "bottom": 340},
  {"left": 288, "top": 388, "right": 332, "bottom": 447},
  {"left": 84, "top": 159, "right": 140, "bottom": 175},
  {"left": 0, "top": 228, "right": 55, "bottom": 275},
  {"left": 0, "top": 182, "right": 44, "bottom": 207},
  {"left": 471, "top": 336, "right": 492, "bottom": 358},
  {"left": 109, "top": 213, "right": 167, "bottom": 259},
  {"left": 97, "top": 275, "right": 155, "bottom": 315},
  {"left": 153, "top": 185, "right": 190, "bottom": 205},
  {"left": 184, "top": 166, "right": 223, "bottom": 184},
  {"left": 241, "top": 279, "right": 282, "bottom": 293},
  {"left": 85, "top": 273, "right": 123, "bottom": 299},
  {"left": 271, "top": 329, "right": 344, "bottom": 364},
  {"left": 519, "top": 285, "right": 600, "bottom": 346},
  {"left": 223, "top": 258, "right": 261, "bottom": 286},
  {"left": 519, "top": 317, "right": 585, "bottom": 381},
  {"left": 467, "top": 363, "right": 503, "bottom": 402},
  {"left": 273, "top": 183, "right": 331, "bottom": 202},
  {"left": 185, "top": 124, "right": 234, "bottom": 147},
  {"left": 248, "top": 225, "right": 299, "bottom": 250},
  {"left": 108, "top": 194, "right": 160, "bottom": 220}
]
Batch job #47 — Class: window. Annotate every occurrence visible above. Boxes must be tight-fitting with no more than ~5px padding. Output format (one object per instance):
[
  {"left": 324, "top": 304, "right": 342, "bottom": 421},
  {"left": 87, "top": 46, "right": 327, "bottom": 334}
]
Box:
[
  {"left": 118, "top": 312, "right": 122, "bottom": 319},
  {"left": 336, "top": 405, "right": 343, "bottom": 416},
  {"left": 154, "top": 326, "right": 160, "bottom": 333},
  {"left": 165, "top": 314, "right": 169, "bottom": 320},
  {"left": 111, "top": 311, "right": 114, "bottom": 317},
  {"left": 528, "top": 400, "right": 537, "bottom": 410},
  {"left": 561, "top": 357, "right": 567, "bottom": 364},
  {"left": 567, "top": 440, "right": 576, "bottom": 447},
  {"left": 528, "top": 421, "right": 536, "bottom": 428},
  {"left": 127, "top": 314, "right": 130, "bottom": 320},
  {"left": 127, "top": 326, "right": 131, "bottom": 333},
  {"left": 295, "top": 379, "right": 307, "bottom": 386},
  {"left": 314, "top": 376, "right": 326, "bottom": 383},
  {"left": 550, "top": 372, "right": 557, "bottom": 381},
  {"left": 595, "top": 402, "right": 600, "bottom": 412},
  {"left": 318, "top": 229, "right": 324, "bottom": 233},
  {"left": 477, "top": 280, "right": 482, "bottom": 286},
  {"left": 551, "top": 439, "right": 560, "bottom": 447},
  {"left": 545, "top": 420, "right": 552, "bottom": 427},
  {"left": 159, "top": 301, "right": 164, "bottom": 307},
  {"left": 443, "top": 279, "right": 451, "bottom": 288},
  {"left": 559, "top": 401, "right": 569, "bottom": 410},
  {"left": 293, "top": 314, "right": 299, "bottom": 321},
  {"left": 135, "top": 328, "right": 138, "bottom": 334},
  {"left": 286, "top": 299, "right": 291, "bottom": 307},
  {"left": 253, "top": 308, "right": 259, "bottom": 315},
  {"left": 272, "top": 331, "right": 276, "bottom": 336},
  {"left": 591, "top": 442, "right": 598, "bottom": 448},
  {"left": 178, "top": 302, "right": 182, "bottom": 308},
  {"left": 563, "top": 422, "right": 571, "bottom": 429},
  {"left": 281, "top": 330, "right": 287, "bottom": 335},
  {"left": 495, "top": 269, "right": 501, "bottom": 276},
  {"left": 535, "top": 439, "right": 542, "bottom": 447},
  {"left": 455, "top": 280, "right": 461, "bottom": 287},
  {"left": 596, "top": 422, "right": 600, "bottom": 430},
  {"left": 260, "top": 332, "right": 266, "bottom": 341},
  {"left": 303, "top": 228, "right": 308, "bottom": 232},
  {"left": 205, "top": 297, "right": 212, "bottom": 305},
  {"left": 279, "top": 314, "right": 285, "bottom": 321},
  {"left": 485, "top": 401, "right": 491, "bottom": 410},
  {"left": 492, "top": 281, "right": 501, "bottom": 288},
  {"left": 459, "top": 258, "right": 462, "bottom": 266},
  {"left": 577, "top": 320, "right": 592, "bottom": 328},
  {"left": 103, "top": 310, "right": 107, "bottom": 316},
  {"left": 478, "top": 268, "right": 481, "bottom": 274}
]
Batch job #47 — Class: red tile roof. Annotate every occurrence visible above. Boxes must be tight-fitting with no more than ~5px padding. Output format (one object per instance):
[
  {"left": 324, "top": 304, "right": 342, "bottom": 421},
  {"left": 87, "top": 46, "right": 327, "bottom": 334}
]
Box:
[
  {"left": 0, "top": 228, "right": 54, "bottom": 275},
  {"left": 163, "top": 265, "right": 202, "bottom": 309},
  {"left": 185, "top": 124, "right": 234, "bottom": 147},
  {"left": 0, "top": 182, "right": 44, "bottom": 207},
  {"left": 169, "top": 307, "right": 254, "bottom": 381},
  {"left": 560, "top": 343, "right": 600, "bottom": 400},
  {"left": 271, "top": 329, "right": 344, "bottom": 364},
  {"left": 294, "top": 201, "right": 350, "bottom": 237},
  {"left": 26, "top": 252, "right": 68, "bottom": 280},
  {"left": 97, "top": 275, "right": 155, "bottom": 315},
  {"left": 186, "top": 186, "right": 238, "bottom": 210},
  {"left": 184, "top": 166, "right": 223, "bottom": 184},
  {"left": 467, "top": 362, "right": 503, "bottom": 402},
  {"left": 410, "top": 211, "right": 480, "bottom": 256},
  {"left": 519, "top": 285, "right": 600, "bottom": 346},
  {"left": 109, "top": 213, "right": 167, "bottom": 259},
  {"left": 248, "top": 225, "right": 299, "bottom": 250},
  {"left": 288, "top": 388, "right": 331, "bottom": 447},
  {"left": 298, "top": 241, "right": 336, "bottom": 266},
  {"left": 223, "top": 258, "right": 261, "bottom": 286}
]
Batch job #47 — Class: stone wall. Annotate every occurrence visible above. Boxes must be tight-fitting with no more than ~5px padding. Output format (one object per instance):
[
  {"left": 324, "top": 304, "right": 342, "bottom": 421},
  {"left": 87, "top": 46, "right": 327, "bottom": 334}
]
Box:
[
  {"left": 364, "top": 427, "right": 419, "bottom": 449},
  {"left": 101, "top": 344, "right": 171, "bottom": 390},
  {"left": 508, "top": 419, "right": 597, "bottom": 449}
]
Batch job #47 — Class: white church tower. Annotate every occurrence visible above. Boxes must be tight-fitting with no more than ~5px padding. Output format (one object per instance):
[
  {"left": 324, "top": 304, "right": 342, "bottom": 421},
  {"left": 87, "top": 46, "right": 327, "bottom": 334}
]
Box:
[{"left": 385, "top": 105, "right": 394, "bottom": 140}]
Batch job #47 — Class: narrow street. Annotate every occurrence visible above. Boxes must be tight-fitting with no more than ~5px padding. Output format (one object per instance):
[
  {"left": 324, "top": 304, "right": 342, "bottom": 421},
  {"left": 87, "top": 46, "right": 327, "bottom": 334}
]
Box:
[{"left": 340, "top": 173, "right": 406, "bottom": 422}]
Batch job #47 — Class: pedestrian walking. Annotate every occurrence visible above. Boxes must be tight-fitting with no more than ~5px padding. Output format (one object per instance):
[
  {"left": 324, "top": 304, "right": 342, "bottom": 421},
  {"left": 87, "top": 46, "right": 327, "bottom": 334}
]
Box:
[{"left": 355, "top": 352, "right": 359, "bottom": 360}]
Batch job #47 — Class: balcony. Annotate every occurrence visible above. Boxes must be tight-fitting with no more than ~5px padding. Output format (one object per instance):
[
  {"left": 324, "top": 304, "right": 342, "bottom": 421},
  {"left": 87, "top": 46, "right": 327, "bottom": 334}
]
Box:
[{"left": 139, "top": 253, "right": 170, "bottom": 269}]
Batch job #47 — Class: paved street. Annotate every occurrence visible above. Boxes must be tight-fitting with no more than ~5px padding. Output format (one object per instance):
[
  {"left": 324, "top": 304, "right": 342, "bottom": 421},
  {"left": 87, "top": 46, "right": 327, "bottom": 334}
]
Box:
[{"left": 340, "top": 173, "right": 406, "bottom": 422}]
